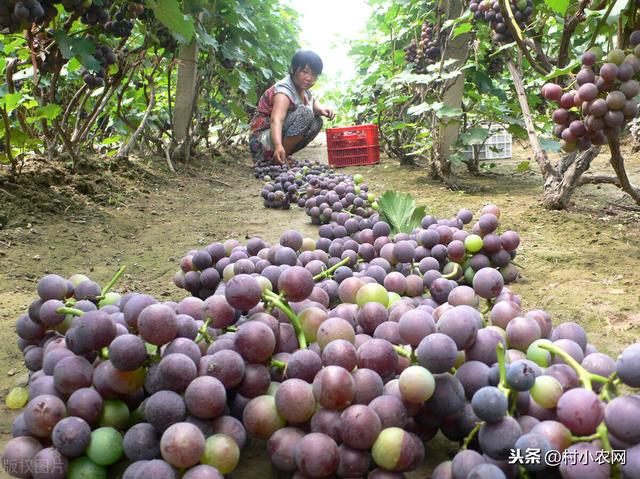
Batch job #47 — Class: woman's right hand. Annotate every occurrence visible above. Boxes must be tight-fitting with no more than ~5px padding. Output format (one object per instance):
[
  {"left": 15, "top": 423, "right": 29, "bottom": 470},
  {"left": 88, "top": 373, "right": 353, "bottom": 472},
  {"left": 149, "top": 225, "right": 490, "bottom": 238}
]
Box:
[{"left": 273, "top": 145, "right": 288, "bottom": 165}]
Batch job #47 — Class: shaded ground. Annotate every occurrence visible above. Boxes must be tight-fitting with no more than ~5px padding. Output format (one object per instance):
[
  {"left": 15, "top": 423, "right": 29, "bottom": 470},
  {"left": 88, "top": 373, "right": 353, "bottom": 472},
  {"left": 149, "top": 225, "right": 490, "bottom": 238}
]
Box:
[{"left": 0, "top": 136, "right": 638, "bottom": 477}]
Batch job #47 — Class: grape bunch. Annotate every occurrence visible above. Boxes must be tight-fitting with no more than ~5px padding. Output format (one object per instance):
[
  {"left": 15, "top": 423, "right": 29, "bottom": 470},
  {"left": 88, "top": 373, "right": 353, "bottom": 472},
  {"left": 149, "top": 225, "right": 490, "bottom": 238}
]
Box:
[
  {"left": 37, "top": 46, "right": 64, "bottom": 74},
  {"left": 469, "top": 0, "right": 534, "bottom": 44},
  {"left": 4, "top": 213, "right": 640, "bottom": 478},
  {"left": 486, "top": 49, "right": 504, "bottom": 76},
  {"left": 33, "top": 33, "right": 64, "bottom": 74},
  {"left": 60, "top": 0, "right": 90, "bottom": 15},
  {"left": 173, "top": 204, "right": 521, "bottom": 304},
  {"left": 404, "top": 20, "right": 446, "bottom": 74},
  {"left": 297, "top": 172, "right": 377, "bottom": 225},
  {"left": 104, "top": 7, "right": 135, "bottom": 38},
  {"left": 0, "top": 0, "right": 48, "bottom": 30},
  {"left": 80, "top": 2, "right": 109, "bottom": 26},
  {"left": 542, "top": 31, "right": 640, "bottom": 152},
  {"left": 81, "top": 43, "right": 117, "bottom": 89},
  {"left": 255, "top": 159, "right": 335, "bottom": 210},
  {"left": 156, "top": 27, "right": 178, "bottom": 53}
]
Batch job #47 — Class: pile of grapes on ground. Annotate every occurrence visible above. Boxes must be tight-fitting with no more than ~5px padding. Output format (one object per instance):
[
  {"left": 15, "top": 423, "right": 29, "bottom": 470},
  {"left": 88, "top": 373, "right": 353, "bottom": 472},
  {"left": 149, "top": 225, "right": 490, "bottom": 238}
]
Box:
[
  {"left": 4, "top": 194, "right": 640, "bottom": 479},
  {"left": 253, "top": 158, "right": 377, "bottom": 224}
]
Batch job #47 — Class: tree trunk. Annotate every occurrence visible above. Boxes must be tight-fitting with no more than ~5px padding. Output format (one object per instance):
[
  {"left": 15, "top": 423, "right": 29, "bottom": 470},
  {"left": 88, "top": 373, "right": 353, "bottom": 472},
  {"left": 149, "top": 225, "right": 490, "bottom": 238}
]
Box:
[
  {"left": 172, "top": 39, "right": 198, "bottom": 161},
  {"left": 434, "top": 0, "right": 469, "bottom": 180},
  {"left": 541, "top": 147, "right": 600, "bottom": 209}
]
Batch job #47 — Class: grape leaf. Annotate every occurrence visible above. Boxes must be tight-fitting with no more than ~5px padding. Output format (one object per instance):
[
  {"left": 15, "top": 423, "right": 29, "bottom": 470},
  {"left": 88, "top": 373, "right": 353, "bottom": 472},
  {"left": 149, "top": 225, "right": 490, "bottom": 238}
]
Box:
[
  {"left": 52, "top": 32, "right": 101, "bottom": 72},
  {"left": 145, "top": 0, "right": 195, "bottom": 43},
  {"left": 544, "top": 0, "right": 570, "bottom": 15},
  {"left": 377, "top": 191, "right": 426, "bottom": 235},
  {"left": 26, "top": 104, "right": 62, "bottom": 125},
  {"left": 460, "top": 127, "right": 491, "bottom": 145},
  {"left": 452, "top": 23, "right": 473, "bottom": 39},
  {"left": 543, "top": 60, "right": 580, "bottom": 81},
  {"left": 0, "top": 92, "right": 23, "bottom": 113},
  {"left": 407, "top": 102, "right": 435, "bottom": 116},
  {"left": 435, "top": 106, "right": 463, "bottom": 119}
]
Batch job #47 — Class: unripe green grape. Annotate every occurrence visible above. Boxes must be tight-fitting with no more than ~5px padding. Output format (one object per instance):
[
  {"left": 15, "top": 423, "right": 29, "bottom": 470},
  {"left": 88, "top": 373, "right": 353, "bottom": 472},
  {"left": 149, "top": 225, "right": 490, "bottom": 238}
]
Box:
[
  {"left": 465, "top": 234, "right": 484, "bottom": 253},
  {"left": 527, "top": 339, "right": 552, "bottom": 367},
  {"left": 530, "top": 375, "right": 563, "bottom": 408}
]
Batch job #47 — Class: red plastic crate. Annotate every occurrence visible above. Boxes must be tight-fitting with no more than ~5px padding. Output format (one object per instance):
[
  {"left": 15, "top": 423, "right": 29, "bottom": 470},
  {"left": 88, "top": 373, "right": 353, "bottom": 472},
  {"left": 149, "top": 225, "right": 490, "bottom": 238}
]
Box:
[{"left": 326, "top": 124, "right": 380, "bottom": 168}]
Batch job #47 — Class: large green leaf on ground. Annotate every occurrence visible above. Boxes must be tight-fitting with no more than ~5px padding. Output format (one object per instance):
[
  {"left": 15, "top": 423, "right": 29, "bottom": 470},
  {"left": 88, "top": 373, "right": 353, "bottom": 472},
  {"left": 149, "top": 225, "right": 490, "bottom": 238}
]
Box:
[{"left": 377, "top": 191, "right": 426, "bottom": 235}]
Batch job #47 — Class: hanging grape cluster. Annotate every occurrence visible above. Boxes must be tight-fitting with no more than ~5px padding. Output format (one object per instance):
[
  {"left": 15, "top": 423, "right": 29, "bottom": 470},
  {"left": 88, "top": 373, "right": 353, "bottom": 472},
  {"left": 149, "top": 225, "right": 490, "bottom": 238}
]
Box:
[
  {"left": 469, "top": 0, "right": 534, "bottom": 44},
  {"left": 81, "top": 41, "right": 117, "bottom": 89},
  {"left": 486, "top": 49, "right": 504, "bottom": 76},
  {"left": 0, "top": 0, "right": 58, "bottom": 31},
  {"left": 105, "top": 0, "right": 144, "bottom": 38},
  {"left": 542, "top": 31, "right": 640, "bottom": 152},
  {"left": 404, "top": 20, "right": 446, "bottom": 74}
]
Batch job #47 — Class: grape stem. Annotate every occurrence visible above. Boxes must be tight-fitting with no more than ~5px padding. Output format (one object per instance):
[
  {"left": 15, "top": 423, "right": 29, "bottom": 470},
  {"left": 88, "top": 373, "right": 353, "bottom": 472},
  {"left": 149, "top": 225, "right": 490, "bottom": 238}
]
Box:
[
  {"left": 313, "top": 257, "right": 351, "bottom": 281},
  {"left": 442, "top": 262, "right": 461, "bottom": 280},
  {"left": 194, "top": 318, "right": 213, "bottom": 344},
  {"left": 55, "top": 307, "right": 84, "bottom": 316},
  {"left": 518, "top": 466, "right": 532, "bottom": 479},
  {"left": 462, "top": 421, "right": 482, "bottom": 449},
  {"left": 481, "top": 299, "right": 493, "bottom": 326},
  {"left": 599, "top": 374, "right": 620, "bottom": 402},
  {"left": 495, "top": 342, "right": 512, "bottom": 399},
  {"left": 99, "top": 265, "right": 126, "bottom": 297},
  {"left": 393, "top": 345, "right": 412, "bottom": 359},
  {"left": 263, "top": 290, "right": 307, "bottom": 349},
  {"left": 224, "top": 325, "right": 238, "bottom": 333},
  {"left": 270, "top": 359, "right": 287, "bottom": 371},
  {"left": 571, "top": 432, "right": 600, "bottom": 443},
  {"left": 537, "top": 343, "right": 593, "bottom": 391}
]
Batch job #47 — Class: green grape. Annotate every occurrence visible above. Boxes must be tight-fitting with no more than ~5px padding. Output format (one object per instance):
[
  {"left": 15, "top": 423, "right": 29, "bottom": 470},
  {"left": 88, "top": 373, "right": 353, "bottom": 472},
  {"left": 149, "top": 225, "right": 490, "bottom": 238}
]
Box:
[
  {"left": 464, "top": 234, "right": 483, "bottom": 253},
  {"left": 98, "top": 292, "right": 120, "bottom": 307},
  {"left": 399, "top": 366, "right": 435, "bottom": 403},
  {"left": 527, "top": 339, "right": 552, "bottom": 367},
  {"left": 67, "top": 457, "right": 107, "bottom": 479},
  {"left": 69, "top": 274, "right": 91, "bottom": 287},
  {"left": 86, "top": 427, "right": 123, "bottom": 466},
  {"left": 200, "top": 434, "right": 240, "bottom": 474},
  {"left": 464, "top": 266, "right": 475, "bottom": 284},
  {"left": 353, "top": 174, "right": 364, "bottom": 184},
  {"left": 356, "top": 283, "right": 389, "bottom": 308},
  {"left": 99, "top": 400, "right": 129, "bottom": 429},
  {"left": 530, "top": 375, "right": 563, "bottom": 408},
  {"left": 6, "top": 387, "right": 28, "bottom": 409},
  {"left": 387, "top": 291, "right": 401, "bottom": 306}
]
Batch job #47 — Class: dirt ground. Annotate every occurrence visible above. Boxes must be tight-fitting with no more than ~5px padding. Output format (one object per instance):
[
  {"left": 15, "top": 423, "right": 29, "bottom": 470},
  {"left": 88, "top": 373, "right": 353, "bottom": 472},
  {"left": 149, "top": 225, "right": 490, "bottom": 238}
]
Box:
[{"left": 0, "top": 135, "right": 639, "bottom": 477}]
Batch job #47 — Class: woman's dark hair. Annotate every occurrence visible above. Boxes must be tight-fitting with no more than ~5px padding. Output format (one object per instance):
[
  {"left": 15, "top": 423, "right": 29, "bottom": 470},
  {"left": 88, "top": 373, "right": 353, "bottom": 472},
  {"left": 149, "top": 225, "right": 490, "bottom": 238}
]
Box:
[{"left": 289, "top": 50, "right": 323, "bottom": 76}]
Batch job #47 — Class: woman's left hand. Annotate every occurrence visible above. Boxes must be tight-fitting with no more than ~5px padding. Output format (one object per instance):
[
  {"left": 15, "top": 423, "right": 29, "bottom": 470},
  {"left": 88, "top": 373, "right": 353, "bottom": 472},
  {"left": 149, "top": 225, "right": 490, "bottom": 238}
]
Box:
[{"left": 320, "top": 107, "right": 336, "bottom": 121}]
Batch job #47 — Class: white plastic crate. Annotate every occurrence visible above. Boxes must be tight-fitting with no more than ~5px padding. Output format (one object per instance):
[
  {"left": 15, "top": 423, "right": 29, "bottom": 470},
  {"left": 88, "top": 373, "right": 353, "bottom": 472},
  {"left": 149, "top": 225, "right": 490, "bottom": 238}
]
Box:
[{"left": 464, "top": 126, "right": 512, "bottom": 161}]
